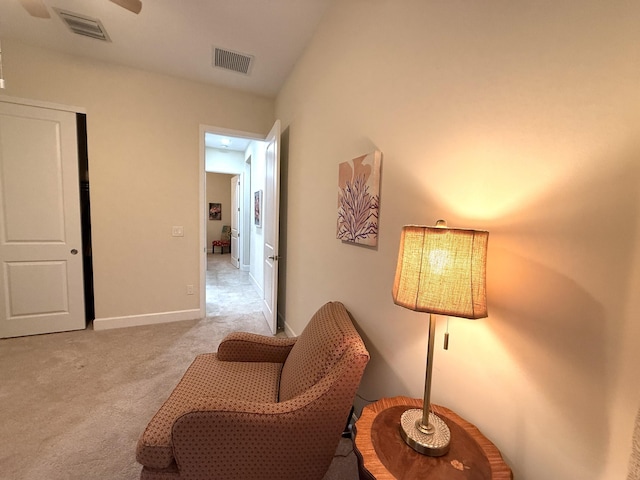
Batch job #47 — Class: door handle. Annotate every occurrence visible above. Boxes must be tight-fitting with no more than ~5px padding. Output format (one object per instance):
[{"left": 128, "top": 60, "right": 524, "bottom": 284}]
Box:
[
  {"left": 70, "top": 249, "right": 78, "bottom": 255},
  {"left": 268, "top": 255, "right": 279, "bottom": 260}
]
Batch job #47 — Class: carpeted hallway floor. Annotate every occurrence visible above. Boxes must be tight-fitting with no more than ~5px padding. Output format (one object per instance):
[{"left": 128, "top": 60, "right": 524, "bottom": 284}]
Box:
[{"left": 0, "top": 254, "right": 358, "bottom": 480}]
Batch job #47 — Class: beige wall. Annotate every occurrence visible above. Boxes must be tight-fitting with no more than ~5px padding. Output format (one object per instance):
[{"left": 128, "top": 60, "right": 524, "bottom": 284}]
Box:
[
  {"left": 206, "top": 172, "right": 233, "bottom": 251},
  {"left": 1, "top": 39, "right": 274, "bottom": 324},
  {"left": 276, "top": 1, "right": 640, "bottom": 479}
]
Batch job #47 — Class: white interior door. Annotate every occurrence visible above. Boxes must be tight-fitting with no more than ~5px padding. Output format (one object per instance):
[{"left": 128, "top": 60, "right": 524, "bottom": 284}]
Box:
[
  {"left": 262, "top": 120, "right": 280, "bottom": 335},
  {"left": 0, "top": 99, "right": 86, "bottom": 338},
  {"left": 230, "top": 175, "right": 240, "bottom": 269}
]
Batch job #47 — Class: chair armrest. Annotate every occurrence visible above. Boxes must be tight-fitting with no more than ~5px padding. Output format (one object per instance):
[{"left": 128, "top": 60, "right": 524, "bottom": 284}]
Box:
[{"left": 217, "top": 332, "right": 297, "bottom": 363}]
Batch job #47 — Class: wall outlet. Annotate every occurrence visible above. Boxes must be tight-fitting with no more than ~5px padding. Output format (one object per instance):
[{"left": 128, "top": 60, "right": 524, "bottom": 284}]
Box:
[{"left": 186, "top": 284, "right": 194, "bottom": 295}]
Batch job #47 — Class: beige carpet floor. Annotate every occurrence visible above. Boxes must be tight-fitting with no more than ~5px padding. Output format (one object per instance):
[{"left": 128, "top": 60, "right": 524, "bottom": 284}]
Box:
[{"left": 0, "top": 254, "right": 357, "bottom": 480}]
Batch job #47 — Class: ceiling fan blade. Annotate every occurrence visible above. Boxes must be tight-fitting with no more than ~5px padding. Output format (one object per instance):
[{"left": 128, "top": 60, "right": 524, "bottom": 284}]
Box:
[
  {"left": 19, "top": 0, "right": 51, "bottom": 18},
  {"left": 109, "top": 0, "right": 142, "bottom": 14}
]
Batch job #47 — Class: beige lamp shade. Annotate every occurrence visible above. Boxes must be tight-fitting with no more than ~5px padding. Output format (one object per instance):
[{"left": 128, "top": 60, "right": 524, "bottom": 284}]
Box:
[{"left": 392, "top": 222, "right": 488, "bottom": 319}]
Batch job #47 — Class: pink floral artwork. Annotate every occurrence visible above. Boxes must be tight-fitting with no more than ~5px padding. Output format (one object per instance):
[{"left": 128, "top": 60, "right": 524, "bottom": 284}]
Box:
[{"left": 337, "top": 151, "right": 381, "bottom": 246}]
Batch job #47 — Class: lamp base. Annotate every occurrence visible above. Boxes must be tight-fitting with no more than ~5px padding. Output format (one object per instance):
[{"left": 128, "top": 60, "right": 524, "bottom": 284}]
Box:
[{"left": 399, "top": 408, "right": 451, "bottom": 456}]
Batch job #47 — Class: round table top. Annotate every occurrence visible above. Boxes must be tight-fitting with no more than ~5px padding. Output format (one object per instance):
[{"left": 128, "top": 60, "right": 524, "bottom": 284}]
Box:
[{"left": 354, "top": 396, "right": 513, "bottom": 480}]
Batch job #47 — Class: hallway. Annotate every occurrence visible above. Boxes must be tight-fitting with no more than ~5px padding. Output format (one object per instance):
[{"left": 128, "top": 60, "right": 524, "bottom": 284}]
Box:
[{"left": 206, "top": 253, "right": 263, "bottom": 318}]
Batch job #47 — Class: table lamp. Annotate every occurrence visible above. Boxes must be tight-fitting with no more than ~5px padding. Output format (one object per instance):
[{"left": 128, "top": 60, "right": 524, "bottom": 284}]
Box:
[{"left": 392, "top": 219, "right": 488, "bottom": 456}]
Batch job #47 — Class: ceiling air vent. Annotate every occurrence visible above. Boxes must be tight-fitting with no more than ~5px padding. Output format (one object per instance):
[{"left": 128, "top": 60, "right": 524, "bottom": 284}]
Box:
[
  {"left": 213, "top": 47, "right": 254, "bottom": 75},
  {"left": 54, "top": 9, "right": 112, "bottom": 42}
]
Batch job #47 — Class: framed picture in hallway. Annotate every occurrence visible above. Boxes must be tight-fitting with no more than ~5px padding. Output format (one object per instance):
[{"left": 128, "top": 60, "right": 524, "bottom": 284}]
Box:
[
  {"left": 209, "top": 203, "right": 222, "bottom": 220},
  {"left": 337, "top": 150, "right": 381, "bottom": 246},
  {"left": 254, "top": 190, "right": 262, "bottom": 227}
]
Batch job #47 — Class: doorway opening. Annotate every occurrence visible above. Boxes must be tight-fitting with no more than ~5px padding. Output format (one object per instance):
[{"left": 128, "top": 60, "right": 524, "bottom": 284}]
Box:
[
  {"left": 199, "top": 121, "right": 281, "bottom": 335},
  {"left": 201, "top": 126, "right": 266, "bottom": 322},
  {"left": 77, "top": 113, "right": 95, "bottom": 324}
]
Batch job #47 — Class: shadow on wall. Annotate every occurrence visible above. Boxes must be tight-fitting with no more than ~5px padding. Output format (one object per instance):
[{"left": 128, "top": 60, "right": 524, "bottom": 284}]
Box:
[
  {"left": 351, "top": 322, "right": 411, "bottom": 417},
  {"left": 488, "top": 150, "right": 640, "bottom": 476},
  {"left": 343, "top": 152, "right": 455, "bottom": 417}
]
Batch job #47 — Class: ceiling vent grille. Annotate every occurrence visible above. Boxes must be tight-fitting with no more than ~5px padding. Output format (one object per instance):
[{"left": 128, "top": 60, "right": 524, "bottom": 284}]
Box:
[
  {"left": 213, "top": 47, "right": 254, "bottom": 75},
  {"left": 54, "top": 9, "right": 111, "bottom": 42}
]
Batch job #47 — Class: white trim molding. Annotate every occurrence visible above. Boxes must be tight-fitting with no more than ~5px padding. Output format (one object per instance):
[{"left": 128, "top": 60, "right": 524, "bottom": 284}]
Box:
[
  {"left": 0, "top": 95, "right": 86, "bottom": 113},
  {"left": 93, "top": 309, "right": 201, "bottom": 331}
]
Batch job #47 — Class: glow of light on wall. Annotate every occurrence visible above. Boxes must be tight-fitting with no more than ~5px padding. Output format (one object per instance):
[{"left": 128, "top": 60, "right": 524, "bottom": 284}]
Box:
[{"left": 419, "top": 136, "right": 585, "bottom": 220}]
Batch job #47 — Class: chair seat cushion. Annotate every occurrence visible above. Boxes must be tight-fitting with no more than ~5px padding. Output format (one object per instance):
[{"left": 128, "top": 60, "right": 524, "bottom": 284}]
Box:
[{"left": 137, "top": 353, "right": 282, "bottom": 469}]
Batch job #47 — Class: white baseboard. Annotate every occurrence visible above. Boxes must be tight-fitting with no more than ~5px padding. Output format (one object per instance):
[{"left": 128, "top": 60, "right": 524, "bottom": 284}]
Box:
[
  {"left": 249, "top": 272, "right": 264, "bottom": 297},
  {"left": 284, "top": 322, "right": 297, "bottom": 337},
  {"left": 93, "top": 309, "right": 201, "bottom": 331}
]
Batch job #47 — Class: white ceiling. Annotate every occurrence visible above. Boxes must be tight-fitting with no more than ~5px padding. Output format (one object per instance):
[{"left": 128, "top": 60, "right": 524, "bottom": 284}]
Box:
[
  {"left": 0, "top": 0, "right": 330, "bottom": 97},
  {"left": 204, "top": 132, "right": 253, "bottom": 153}
]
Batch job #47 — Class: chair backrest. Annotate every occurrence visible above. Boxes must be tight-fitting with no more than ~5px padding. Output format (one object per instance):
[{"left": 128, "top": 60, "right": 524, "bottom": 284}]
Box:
[
  {"left": 279, "top": 301, "right": 366, "bottom": 402},
  {"left": 221, "top": 225, "right": 231, "bottom": 241}
]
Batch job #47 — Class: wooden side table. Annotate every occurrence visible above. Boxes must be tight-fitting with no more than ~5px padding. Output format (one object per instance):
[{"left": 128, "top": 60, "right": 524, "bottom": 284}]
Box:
[{"left": 354, "top": 396, "right": 512, "bottom": 480}]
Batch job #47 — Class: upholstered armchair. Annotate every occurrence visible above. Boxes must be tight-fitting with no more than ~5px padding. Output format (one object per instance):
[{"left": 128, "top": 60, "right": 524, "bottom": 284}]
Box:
[{"left": 136, "top": 301, "right": 370, "bottom": 480}]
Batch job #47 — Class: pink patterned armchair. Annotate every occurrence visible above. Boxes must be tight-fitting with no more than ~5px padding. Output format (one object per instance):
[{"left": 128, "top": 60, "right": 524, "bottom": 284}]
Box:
[{"left": 136, "top": 301, "right": 370, "bottom": 480}]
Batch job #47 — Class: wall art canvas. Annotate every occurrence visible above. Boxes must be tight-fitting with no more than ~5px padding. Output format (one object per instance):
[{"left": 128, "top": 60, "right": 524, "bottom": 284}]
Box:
[
  {"left": 337, "top": 150, "right": 381, "bottom": 246},
  {"left": 209, "top": 202, "right": 221, "bottom": 221},
  {"left": 254, "top": 190, "right": 262, "bottom": 227}
]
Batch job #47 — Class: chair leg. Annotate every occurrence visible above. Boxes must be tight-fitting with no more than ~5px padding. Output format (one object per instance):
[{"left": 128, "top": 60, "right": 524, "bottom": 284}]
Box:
[{"left": 342, "top": 406, "right": 355, "bottom": 437}]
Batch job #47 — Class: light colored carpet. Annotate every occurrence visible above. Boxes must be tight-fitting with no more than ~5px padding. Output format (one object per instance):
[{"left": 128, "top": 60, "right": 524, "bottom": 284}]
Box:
[{"left": 0, "top": 254, "right": 357, "bottom": 480}]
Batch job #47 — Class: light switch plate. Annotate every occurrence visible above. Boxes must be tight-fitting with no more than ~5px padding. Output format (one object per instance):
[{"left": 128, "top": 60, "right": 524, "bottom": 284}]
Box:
[{"left": 172, "top": 226, "right": 184, "bottom": 237}]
